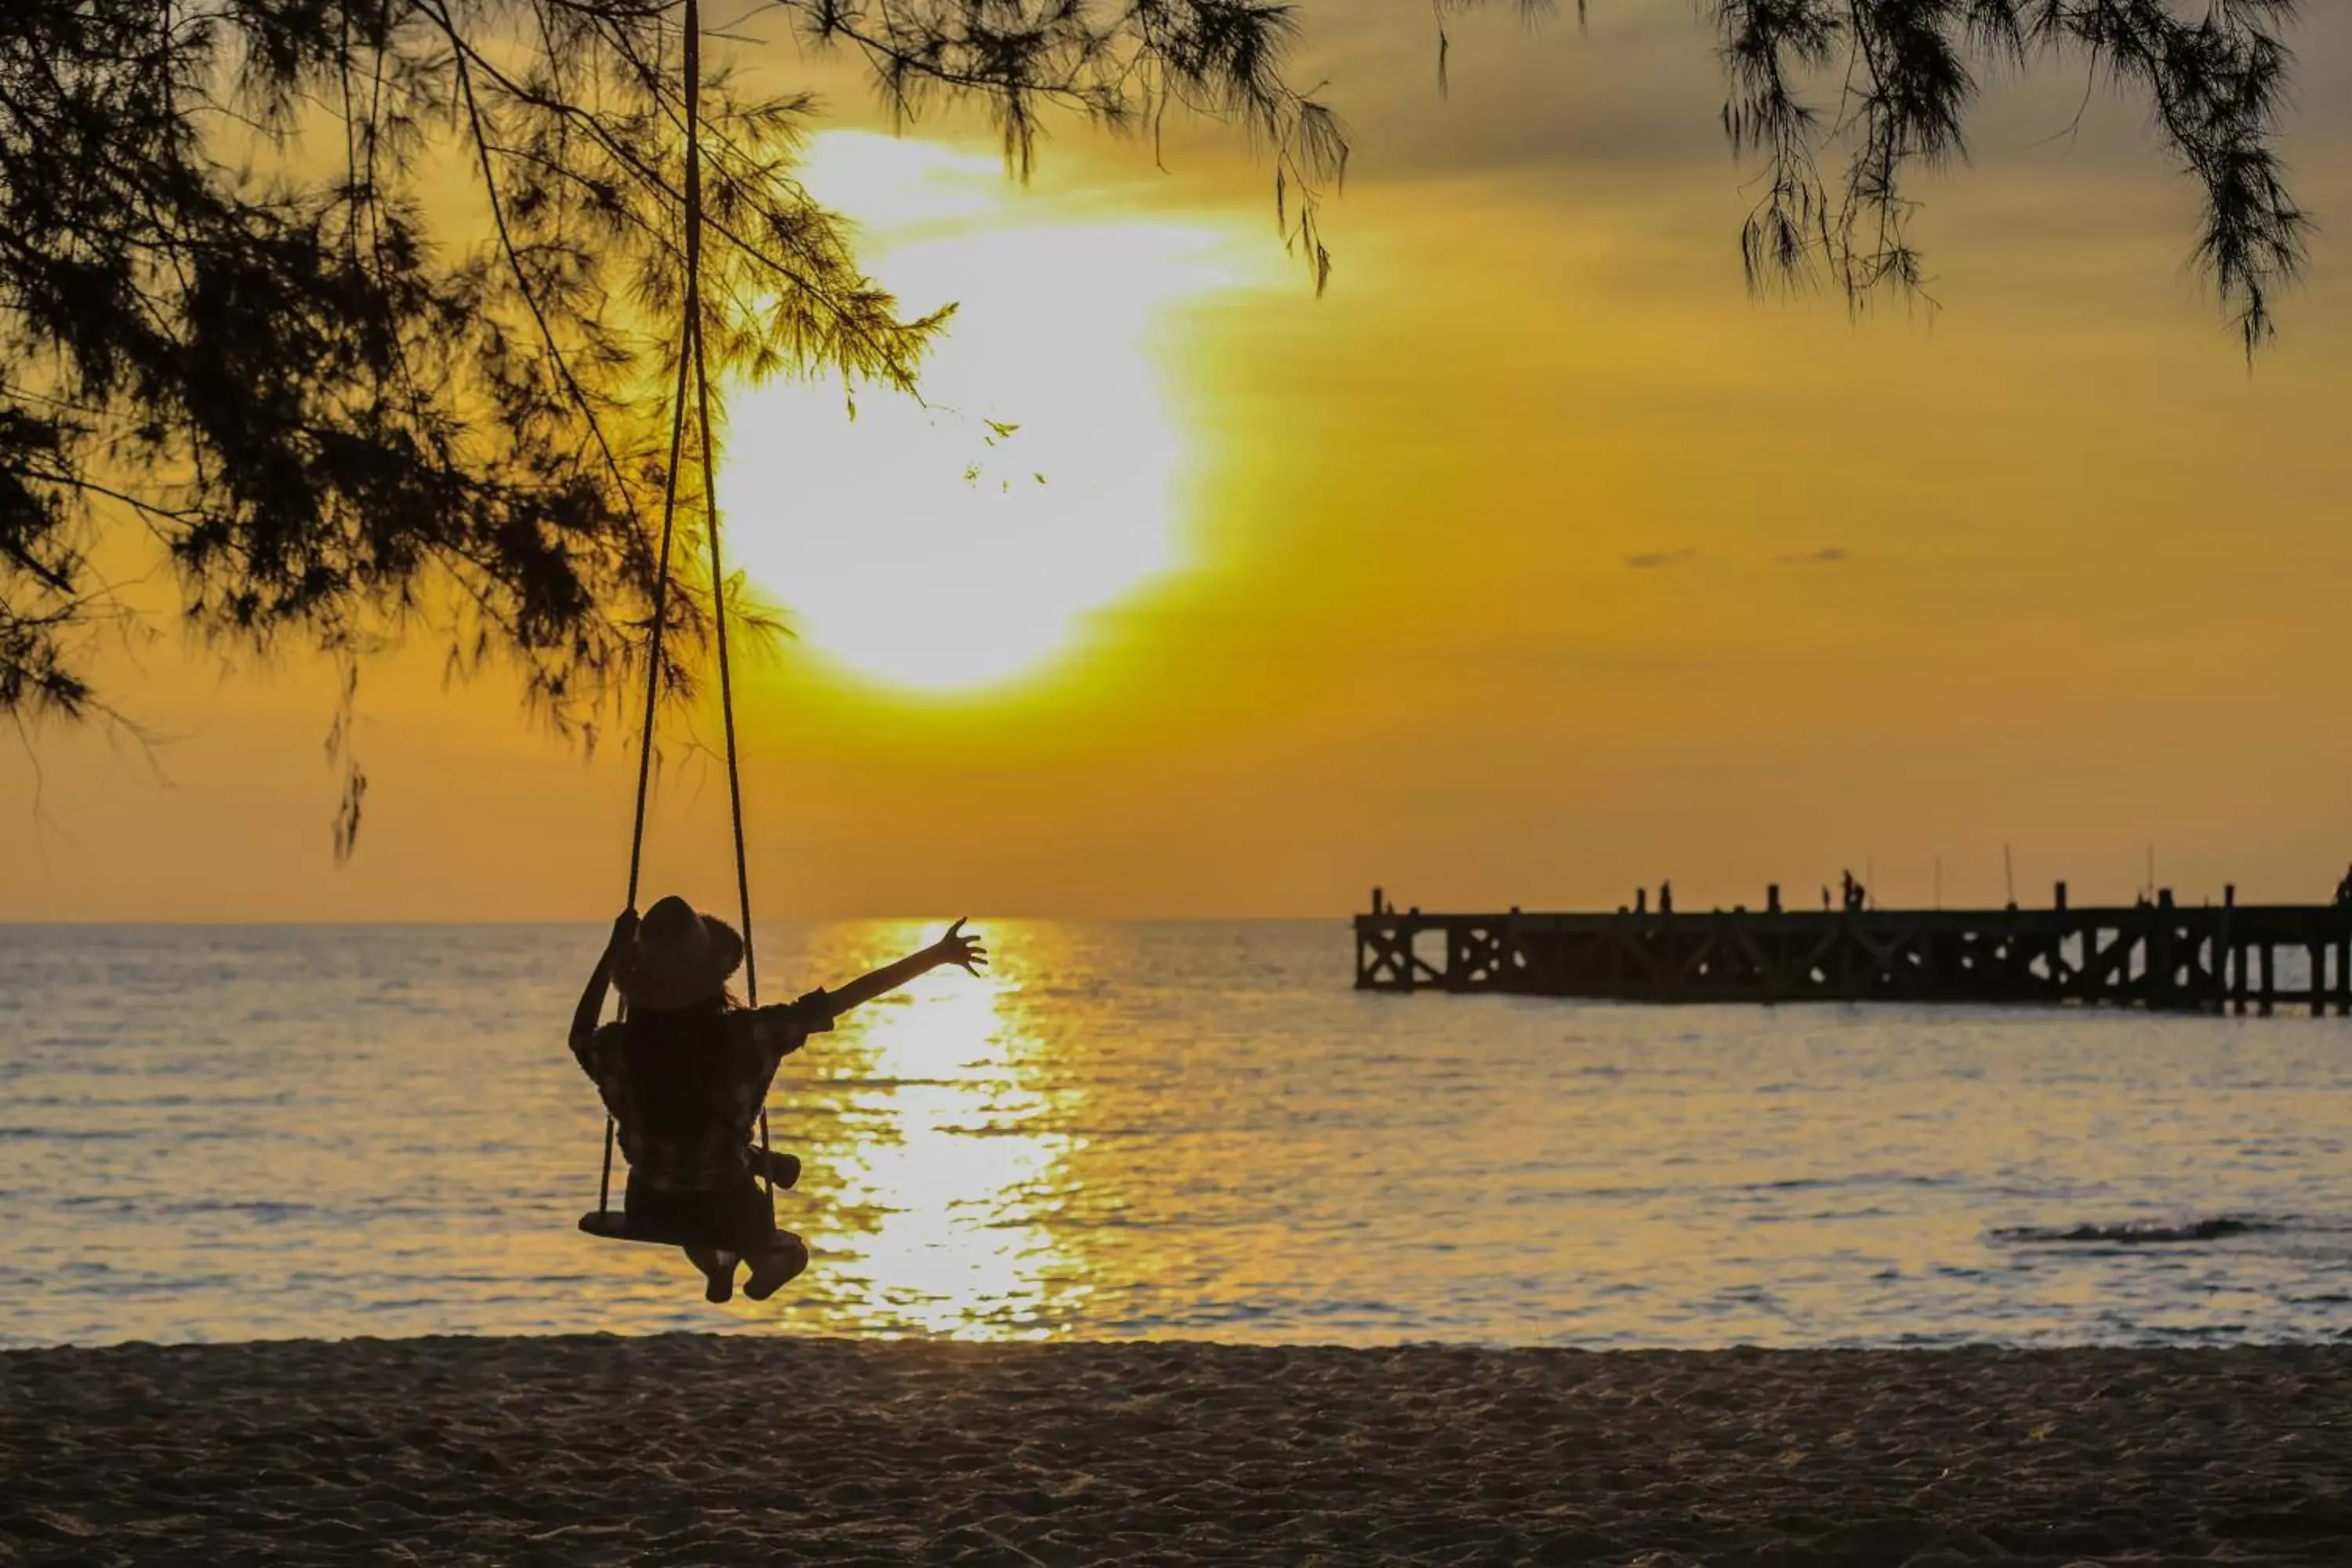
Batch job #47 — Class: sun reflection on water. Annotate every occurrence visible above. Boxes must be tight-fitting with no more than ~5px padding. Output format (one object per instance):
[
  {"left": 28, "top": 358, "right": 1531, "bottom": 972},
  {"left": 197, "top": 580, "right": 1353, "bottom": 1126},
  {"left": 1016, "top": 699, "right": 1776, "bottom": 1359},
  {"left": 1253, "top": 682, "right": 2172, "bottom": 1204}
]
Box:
[{"left": 786, "top": 922, "right": 1086, "bottom": 1338}]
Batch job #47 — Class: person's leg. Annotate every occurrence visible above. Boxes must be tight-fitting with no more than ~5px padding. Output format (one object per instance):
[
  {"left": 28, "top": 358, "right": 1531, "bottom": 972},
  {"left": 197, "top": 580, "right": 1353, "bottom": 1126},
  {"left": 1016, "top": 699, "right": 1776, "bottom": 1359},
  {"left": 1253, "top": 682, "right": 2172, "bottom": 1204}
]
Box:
[
  {"left": 742, "top": 1232, "right": 809, "bottom": 1301},
  {"left": 684, "top": 1246, "right": 738, "bottom": 1304}
]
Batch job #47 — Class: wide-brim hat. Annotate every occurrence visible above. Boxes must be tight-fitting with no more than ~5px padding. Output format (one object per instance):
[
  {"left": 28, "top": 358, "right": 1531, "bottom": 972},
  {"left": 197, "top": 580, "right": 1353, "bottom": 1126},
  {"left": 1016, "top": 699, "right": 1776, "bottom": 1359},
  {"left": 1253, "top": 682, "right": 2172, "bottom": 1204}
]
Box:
[{"left": 614, "top": 895, "right": 745, "bottom": 1012}]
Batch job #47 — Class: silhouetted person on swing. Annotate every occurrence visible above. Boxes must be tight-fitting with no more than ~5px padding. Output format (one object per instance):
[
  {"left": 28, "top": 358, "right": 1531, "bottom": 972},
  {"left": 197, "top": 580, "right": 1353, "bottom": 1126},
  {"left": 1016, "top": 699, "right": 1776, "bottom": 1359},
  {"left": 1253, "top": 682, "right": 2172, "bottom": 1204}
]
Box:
[{"left": 570, "top": 897, "right": 986, "bottom": 1304}]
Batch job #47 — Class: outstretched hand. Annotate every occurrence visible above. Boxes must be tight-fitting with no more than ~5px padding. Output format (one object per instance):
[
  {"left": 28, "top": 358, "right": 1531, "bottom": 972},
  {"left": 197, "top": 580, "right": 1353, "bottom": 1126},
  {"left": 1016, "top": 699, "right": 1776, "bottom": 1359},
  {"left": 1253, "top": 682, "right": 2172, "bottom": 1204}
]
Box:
[
  {"left": 931, "top": 917, "right": 988, "bottom": 976},
  {"left": 822, "top": 918, "right": 989, "bottom": 1021},
  {"left": 609, "top": 908, "right": 639, "bottom": 953}
]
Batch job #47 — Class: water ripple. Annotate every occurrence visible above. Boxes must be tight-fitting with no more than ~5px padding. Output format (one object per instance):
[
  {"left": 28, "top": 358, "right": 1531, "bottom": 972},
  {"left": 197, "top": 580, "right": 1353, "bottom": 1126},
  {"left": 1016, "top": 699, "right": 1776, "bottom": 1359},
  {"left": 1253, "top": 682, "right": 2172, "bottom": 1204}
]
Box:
[{"left": 7, "top": 920, "right": 2352, "bottom": 1349}]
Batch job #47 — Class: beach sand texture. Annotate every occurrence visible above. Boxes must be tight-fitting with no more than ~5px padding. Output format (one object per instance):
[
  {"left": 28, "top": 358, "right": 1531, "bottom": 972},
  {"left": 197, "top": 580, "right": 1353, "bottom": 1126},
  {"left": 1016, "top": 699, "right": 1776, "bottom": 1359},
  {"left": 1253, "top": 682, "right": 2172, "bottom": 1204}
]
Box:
[{"left": 5, "top": 1337, "right": 2349, "bottom": 1565}]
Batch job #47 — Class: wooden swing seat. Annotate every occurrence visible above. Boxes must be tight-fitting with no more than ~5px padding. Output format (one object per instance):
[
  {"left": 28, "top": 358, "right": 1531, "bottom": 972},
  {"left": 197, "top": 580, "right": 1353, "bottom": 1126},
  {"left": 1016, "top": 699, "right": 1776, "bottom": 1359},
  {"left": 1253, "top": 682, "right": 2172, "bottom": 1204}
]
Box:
[
  {"left": 577, "top": 1149, "right": 800, "bottom": 1247},
  {"left": 575, "top": 1210, "right": 797, "bottom": 1249}
]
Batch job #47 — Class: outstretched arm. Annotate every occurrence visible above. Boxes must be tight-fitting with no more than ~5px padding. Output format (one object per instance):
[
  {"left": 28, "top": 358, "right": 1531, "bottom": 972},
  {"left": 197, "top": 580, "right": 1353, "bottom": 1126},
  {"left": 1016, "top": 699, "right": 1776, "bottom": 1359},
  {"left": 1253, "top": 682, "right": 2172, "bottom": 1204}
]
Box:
[
  {"left": 824, "top": 919, "right": 987, "bottom": 1019},
  {"left": 568, "top": 909, "right": 637, "bottom": 1067}
]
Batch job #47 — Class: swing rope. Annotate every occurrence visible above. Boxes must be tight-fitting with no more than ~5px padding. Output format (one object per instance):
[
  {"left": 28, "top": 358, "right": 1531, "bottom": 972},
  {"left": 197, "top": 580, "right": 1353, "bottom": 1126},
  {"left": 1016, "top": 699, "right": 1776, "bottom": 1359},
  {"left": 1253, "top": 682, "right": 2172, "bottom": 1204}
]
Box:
[{"left": 598, "top": 0, "right": 768, "bottom": 1218}]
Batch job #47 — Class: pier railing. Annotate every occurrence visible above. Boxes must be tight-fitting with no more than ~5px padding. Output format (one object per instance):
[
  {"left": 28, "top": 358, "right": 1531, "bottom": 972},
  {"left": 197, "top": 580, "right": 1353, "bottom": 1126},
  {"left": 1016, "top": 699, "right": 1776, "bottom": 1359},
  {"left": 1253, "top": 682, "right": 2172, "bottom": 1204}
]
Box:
[{"left": 1355, "top": 888, "right": 2352, "bottom": 1014}]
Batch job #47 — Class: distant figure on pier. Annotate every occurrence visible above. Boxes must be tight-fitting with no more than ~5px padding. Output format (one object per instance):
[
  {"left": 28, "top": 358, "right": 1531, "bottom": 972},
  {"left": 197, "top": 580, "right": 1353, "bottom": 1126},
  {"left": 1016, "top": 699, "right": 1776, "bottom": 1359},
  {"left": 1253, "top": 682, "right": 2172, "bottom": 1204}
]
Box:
[
  {"left": 1840, "top": 871, "right": 1867, "bottom": 913},
  {"left": 1820, "top": 886, "right": 1831, "bottom": 912},
  {"left": 2336, "top": 864, "right": 2352, "bottom": 906},
  {"left": 1658, "top": 881, "right": 1674, "bottom": 916},
  {"left": 1635, "top": 888, "right": 1647, "bottom": 916}
]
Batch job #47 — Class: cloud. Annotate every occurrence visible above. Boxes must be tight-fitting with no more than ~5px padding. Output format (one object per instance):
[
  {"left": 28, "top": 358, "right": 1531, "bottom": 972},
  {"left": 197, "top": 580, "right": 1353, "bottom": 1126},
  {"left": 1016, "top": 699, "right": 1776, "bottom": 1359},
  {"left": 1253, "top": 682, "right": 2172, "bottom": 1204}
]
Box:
[
  {"left": 1624, "top": 549, "right": 1696, "bottom": 570},
  {"left": 1774, "top": 546, "right": 1852, "bottom": 565}
]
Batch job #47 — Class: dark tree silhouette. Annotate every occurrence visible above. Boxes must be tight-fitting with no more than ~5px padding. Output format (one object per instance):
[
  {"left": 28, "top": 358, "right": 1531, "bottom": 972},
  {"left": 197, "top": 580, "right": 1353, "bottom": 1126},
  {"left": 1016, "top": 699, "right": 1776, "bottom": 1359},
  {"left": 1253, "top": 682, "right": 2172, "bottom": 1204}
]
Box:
[
  {"left": 0, "top": 0, "right": 1342, "bottom": 746},
  {"left": 0, "top": 0, "right": 2307, "bottom": 791},
  {"left": 1585, "top": 0, "right": 2305, "bottom": 349}
]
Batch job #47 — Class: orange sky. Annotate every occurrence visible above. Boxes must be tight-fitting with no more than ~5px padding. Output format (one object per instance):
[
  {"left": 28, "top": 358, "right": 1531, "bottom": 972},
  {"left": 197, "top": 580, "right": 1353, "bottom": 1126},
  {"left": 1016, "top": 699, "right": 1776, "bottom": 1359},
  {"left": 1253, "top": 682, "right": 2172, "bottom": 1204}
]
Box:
[{"left": 6, "top": 2, "right": 2352, "bottom": 921}]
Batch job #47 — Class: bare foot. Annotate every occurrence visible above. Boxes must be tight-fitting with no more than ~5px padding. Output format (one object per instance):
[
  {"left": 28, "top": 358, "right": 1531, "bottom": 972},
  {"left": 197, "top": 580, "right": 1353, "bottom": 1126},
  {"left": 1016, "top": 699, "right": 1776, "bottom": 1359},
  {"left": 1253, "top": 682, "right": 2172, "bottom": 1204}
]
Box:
[
  {"left": 685, "top": 1247, "right": 738, "bottom": 1304},
  {"left": 743, "top": 1236, "right": 809, "bottom": 1301}
]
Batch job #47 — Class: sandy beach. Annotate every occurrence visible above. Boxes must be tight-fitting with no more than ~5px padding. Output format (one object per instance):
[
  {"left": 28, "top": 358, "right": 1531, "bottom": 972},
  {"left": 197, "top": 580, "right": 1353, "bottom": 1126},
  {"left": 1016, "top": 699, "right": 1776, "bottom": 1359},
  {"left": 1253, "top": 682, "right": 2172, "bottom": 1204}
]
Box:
[{"left": 5, "top": 1337, "right": 2348, "bottom": 1565}]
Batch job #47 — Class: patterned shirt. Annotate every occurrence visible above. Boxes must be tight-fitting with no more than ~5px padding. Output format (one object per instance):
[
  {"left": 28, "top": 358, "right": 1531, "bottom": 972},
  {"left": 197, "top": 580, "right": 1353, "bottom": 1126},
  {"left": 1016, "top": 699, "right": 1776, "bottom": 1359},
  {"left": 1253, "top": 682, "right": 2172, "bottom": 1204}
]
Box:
[{"left": 572, "top": 994, "right": 832, "bottom": 1192}]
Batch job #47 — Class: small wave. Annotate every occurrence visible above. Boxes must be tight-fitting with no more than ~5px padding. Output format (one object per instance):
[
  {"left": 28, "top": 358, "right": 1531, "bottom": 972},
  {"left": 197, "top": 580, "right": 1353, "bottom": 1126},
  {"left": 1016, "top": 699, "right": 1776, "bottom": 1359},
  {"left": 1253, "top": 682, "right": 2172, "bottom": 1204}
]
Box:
[
  {"left": 170, "top": 1199, "right": 321, "bottom": 1219},
  {"left": 1740, "top": 1172, "right": 1954, "bottom": 1194},
  {"left": 1993, "top": 1216, "right": 2283, "bottom": 1245},
  {"left": 0, "top": 1126, "right": 140, "bottom": 1142}
]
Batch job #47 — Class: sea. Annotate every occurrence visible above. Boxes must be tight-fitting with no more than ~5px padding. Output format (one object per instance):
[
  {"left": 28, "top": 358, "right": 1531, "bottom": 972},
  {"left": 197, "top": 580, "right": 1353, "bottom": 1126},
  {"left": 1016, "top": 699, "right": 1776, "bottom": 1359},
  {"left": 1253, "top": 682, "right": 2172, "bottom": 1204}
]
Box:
[{"left": 5, "top": 920, "right": 2351, "bottom": 1350}]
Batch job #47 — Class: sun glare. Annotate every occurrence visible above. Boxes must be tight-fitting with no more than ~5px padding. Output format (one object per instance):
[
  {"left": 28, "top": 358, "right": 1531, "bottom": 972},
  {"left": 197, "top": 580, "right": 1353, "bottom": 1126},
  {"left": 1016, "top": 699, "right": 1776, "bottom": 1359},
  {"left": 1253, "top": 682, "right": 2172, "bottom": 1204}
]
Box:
[{"left": 722, "top": 133, "right": 1252, "bottom": 694}]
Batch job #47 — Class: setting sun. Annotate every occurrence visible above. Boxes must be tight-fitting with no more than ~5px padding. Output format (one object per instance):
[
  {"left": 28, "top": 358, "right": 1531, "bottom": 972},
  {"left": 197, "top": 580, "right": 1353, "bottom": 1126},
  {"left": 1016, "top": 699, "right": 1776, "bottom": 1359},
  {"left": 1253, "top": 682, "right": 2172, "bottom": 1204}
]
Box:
[{"left": 724, "top": 133, "right": 1259, "bottom": 693}]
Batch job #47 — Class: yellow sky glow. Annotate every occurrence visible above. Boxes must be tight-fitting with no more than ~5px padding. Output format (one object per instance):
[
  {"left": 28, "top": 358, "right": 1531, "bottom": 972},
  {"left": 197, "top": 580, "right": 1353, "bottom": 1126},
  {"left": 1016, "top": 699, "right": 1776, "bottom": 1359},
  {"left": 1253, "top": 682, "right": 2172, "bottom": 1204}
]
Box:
[
  {"left": 726, "top": 133, "right": 1265, "bottom": 693},
  {"left": 5, "top": 7, "right": 2352, "bottom": 921}
]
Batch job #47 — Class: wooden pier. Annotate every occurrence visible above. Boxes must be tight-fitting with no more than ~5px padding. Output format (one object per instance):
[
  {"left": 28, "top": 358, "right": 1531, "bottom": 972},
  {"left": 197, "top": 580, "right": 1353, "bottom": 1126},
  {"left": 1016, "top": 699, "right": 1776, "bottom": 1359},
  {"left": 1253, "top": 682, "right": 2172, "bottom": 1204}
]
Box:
[{"left": 1356, "top": 884, "right": 2352, "bottom": 1014}]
